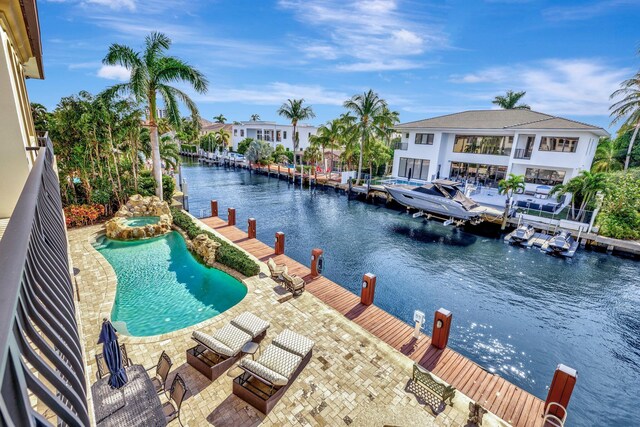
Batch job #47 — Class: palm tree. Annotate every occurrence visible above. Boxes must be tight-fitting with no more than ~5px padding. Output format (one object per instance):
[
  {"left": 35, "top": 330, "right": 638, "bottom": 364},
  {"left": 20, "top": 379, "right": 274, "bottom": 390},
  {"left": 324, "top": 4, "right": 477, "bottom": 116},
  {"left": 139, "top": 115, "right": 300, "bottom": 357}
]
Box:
[
  {"left": 277, "top": 99, "right": 315, "bottom": 184},
  {"left": 213, "top": 114, "right": 227, "bottom": 123},
  {"left": 498, "top": 173, "right": 525, "bottom": 230},
  {"left": 551, "top": 171, "right": 608, "bottom": 222},
  {"left": 245, "top": 139, "right": 274, "bottom": 166},
  {"left": 214, "top": 128, "right": 231, "bottom": 151},
  {"left": 610, "top": 70, "right": 640, "bottom": 171},
  {"left": 314, "top": 119, "right": 344, "bottom": 173},
  {"left": 102, "top": 32, "right": 208, "bottom": 199},
  {"left": 492, "top": 90, "right": 530, "bottom": 110},
  {"left": 250, "top": 114, "right": 260, "bottom": 121},
  {"left": 592, "top": 138, "right": 624, "bottom": 172},
  {"left": 159, "top": 135, "right": 180, "bottom": 169},
  {"left": 343, "top": 90, "right": 387, "bottom": 185}
]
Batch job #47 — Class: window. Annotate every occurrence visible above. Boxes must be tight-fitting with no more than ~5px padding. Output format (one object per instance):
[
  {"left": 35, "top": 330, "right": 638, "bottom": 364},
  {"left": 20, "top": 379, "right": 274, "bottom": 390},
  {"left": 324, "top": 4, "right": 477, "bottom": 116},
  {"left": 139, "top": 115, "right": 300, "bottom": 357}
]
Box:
[
  {"left": 283, "top": 131, "right": 287, "bottom": 139},
  {"left": 453, "top": 135, "right": 513, "bottom": 156},
  {"left": 415, "top": 133, "right": 434, "bottom": 145},
  {"left": 539, "top": 137, "right": 578, "bottom": 153},
  {"left": 449, "top": 162, "right": 507, "bottom": 187},
  {"left": 398, "top": 157, "right": 430, "bottom": 180},
  {"left": 525, "top": 168, "right": 566, "bottom": 186},
  {"left": 308, "top": 132, "right": 311, "bottom": 138},
  {"left": 405, "top": 133, "right": 410, "bottom": 139},
  {"left": 257, "top": 130, "right": 263, "bottom": 140},
  {"left": 240, "top": 130, "right": 244, "bottom": 137},
  {"left": 276, "top": 130, "right": 282, "bottom": 142}
]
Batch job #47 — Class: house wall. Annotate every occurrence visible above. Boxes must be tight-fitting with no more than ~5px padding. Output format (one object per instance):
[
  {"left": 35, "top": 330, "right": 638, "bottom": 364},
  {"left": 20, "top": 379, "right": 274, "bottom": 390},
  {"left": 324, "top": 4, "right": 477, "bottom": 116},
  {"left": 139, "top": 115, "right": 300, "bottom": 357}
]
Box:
[
  {"left": 231, "top": 122, "right": 318, "bottom": 152},
  {"left": 391, "top": 128, "right": 601, "bottom": 188}
]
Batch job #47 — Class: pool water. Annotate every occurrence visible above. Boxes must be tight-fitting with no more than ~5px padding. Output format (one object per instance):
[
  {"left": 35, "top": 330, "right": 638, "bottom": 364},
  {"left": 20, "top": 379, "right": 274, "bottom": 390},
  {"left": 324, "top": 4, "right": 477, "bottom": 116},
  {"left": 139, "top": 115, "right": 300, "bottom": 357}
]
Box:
[
  {"left": 182, "top": 161, "right": 640, "bottom": 426},
  {"left": 94, "top": 231, "right": 247, "bottom": 337},
  {"left": 123, "top": 216, "right": 160, "bottom": 227}
]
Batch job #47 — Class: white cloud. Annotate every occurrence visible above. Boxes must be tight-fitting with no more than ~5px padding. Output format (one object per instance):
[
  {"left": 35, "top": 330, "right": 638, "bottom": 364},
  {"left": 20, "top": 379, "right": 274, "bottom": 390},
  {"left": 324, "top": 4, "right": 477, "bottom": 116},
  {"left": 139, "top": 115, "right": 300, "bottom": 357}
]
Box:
[
  {"left": 542, "top": 0, "right": 638, "bottom": 22},
  {"left": 194, "top": 82, "right": 349, "bottom": 106},
  {"left": 86, "top": 0, "right": 135, "bottom": 10},
  {"left": 97, "top": 64, "right": 131, "bottom": 81},
  {"left": 450, "top": 59, "right": 630, "bottom": 116},
  {"left": 279, "top": 0, "right": 447, "bottom": 72}
]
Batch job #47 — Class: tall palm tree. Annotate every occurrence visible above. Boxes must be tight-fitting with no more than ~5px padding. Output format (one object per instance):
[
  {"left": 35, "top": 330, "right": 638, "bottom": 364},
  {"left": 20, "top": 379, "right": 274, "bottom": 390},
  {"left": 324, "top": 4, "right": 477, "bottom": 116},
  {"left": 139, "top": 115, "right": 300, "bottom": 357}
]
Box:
[
  {"left": 250, "top": 114, "right": 261, "bottom": 121},
  {"left": 492, "top": 90, "right": 530, "bottom": 110},
  {"left": 551, "top": 171, "right": 608, "bottom": 222},
  {"left": 159, "top": 135, "right": 180, "bottom": 169},
  {"left": 343, "top": 90, "right": 387, "bottom": 185},
  {"left": 314, "top": 119, "right": 344, "bottom": 172},
  {"left": 610, "top": 70, "right": 640, "bottom": 171},
  {"left": 592, "top": 138, "right": 624, "bottom": 172},
  {"left": 213, "top": 114, "right": 227, "bottom": 123},
  {"left": 277, "top": 99, "right": 315, "bottom": 184},
  {"left": 498, "top": 173, "right": 525, "bottom": 230},
  {"left": 102, "top": 32, "right": 208, "bottom": 199},
  {"left": 214, "top": 128, "right": 231, "bottom": 151}
]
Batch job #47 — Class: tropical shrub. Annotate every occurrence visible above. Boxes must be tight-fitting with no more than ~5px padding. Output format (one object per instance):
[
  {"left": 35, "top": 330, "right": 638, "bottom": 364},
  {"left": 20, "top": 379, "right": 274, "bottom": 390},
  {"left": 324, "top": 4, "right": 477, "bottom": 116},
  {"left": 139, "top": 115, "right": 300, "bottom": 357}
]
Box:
[
  {"left": 236, "top": 138, "right": 253, "bottom": 155},
  {"left": 139, "top": 171, "right": 175, "bottom": 203},
  {"left": 245, "top": 139, "right": 274, "bottom": 165},
  {"left": 181, "top": 144, "right": 197, "bottom": 153},
  {"left": 171, "top": 208, "right": 260, "bottom": 276},
  {"left": 64, "top": 204, "right": 106, "bottom": 228},
  {"left": 597, "top": 170, "right": 640, "bottom": 239}
]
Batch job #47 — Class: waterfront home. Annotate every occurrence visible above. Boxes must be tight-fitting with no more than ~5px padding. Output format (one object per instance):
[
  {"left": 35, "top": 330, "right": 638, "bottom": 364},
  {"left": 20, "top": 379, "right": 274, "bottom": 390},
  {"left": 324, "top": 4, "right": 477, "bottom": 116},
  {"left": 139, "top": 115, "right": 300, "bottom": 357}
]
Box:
[
  {"left": 392, "top": 110, "right": 609, "bottom": 192},
  {"left": 231, "top": 120, "right": 318, "bottom": 154}
]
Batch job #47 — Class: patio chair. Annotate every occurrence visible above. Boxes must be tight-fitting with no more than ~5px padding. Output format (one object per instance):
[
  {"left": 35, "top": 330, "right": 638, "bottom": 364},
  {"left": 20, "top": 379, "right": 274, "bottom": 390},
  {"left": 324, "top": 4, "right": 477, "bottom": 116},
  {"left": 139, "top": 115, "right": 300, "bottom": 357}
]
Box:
[
  {"left": 95, "top": 343, "right": 133, "bottom": 380},
  {"left": 147, "top": 351, "right": 172, "bottom": 395},
  {"left": 188, "top": 312, "right": 270, "bottom": 381},
  {"left": 162, "top": 374, "right": 187, "bottom": 424},
  {"left": 267, "top": 258, "right": 287, "bottom": 281},
  {"left": 281, "top": 271, "right": 305, "bottom": 296},
  {"left": 233, "top": 329, "right": 314, "bottom": 414}
]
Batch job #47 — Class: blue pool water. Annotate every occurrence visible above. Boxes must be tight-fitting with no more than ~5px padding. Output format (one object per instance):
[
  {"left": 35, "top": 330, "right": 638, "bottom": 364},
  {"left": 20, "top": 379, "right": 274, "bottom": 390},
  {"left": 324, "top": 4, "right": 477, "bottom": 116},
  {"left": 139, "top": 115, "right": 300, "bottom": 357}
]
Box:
[
  {"left": 182, "top": 161, "right": 640, "bottom": 426},
  {"left": 123, "top": 216, "right": 160, "bottom": 226},
  {"left": 94, "top": 231, "right": 247, "bottom": 337}
]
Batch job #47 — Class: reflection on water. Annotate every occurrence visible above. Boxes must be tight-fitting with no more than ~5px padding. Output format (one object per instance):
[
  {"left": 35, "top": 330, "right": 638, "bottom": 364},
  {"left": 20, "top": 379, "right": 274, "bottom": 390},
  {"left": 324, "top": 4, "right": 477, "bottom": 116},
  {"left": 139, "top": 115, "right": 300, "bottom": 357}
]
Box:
[{"left": 182, "top": 162, "right": 640, "bottom": 426}]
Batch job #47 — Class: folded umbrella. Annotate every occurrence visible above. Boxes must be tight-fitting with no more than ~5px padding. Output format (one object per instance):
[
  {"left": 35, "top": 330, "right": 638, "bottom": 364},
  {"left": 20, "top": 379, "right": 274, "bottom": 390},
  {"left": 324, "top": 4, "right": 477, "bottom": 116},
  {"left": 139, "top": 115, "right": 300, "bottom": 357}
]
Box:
[{"left": 97, "top": 319, "right": 128, "bottom": 389}]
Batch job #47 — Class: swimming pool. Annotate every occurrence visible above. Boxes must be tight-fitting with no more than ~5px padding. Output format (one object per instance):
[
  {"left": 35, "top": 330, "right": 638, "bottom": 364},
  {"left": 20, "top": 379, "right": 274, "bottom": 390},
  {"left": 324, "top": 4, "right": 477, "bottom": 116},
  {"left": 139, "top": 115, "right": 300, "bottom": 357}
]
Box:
[
  {"left": 182, "top": 162, "right": 640, "bottom": 426},
  {"left": 94, "top": 231, "right": 247, "bottom": 337}
]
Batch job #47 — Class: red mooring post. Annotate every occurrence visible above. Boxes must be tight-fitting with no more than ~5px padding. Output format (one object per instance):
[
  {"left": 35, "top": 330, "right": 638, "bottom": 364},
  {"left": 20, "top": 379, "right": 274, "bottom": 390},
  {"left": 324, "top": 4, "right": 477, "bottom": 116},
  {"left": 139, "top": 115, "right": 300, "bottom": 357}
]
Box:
[
  {"left": 431, "top": 308, "right": 452, "bottom": 349},
  {"left": 310, "top": 248, "right": 323, "bottom": 278},
  {"left": 275, "top": 232, "right": 285, "bottom": 255},
  {"left": 360, "top": 273, "right": 377, "bottom": 306},
  {"left": 248, "top": 218, "right": 256, "bottom": 239},
  {"left": 227, "top": 208, "right": 236, "bottom": 226},
  {"left": 210, "top": 200, "right": 218, "bottom": 217},
  {"left": 544, "top": 364, "right": 577, "bottom": 420}
]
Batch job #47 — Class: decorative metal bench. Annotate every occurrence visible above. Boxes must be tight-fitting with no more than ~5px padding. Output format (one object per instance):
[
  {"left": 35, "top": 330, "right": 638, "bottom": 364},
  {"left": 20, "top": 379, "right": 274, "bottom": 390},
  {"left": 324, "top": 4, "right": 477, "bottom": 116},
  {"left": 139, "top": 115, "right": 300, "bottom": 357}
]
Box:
[{"left": 412, "top": 363, "right": 456, "bottom": 406}]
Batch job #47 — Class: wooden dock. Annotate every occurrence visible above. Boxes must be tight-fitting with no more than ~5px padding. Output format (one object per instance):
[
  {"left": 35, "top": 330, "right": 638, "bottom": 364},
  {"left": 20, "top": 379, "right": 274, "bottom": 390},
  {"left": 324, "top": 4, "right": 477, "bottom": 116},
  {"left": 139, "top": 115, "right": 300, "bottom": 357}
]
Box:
[{"left": 201, "top": 216, "right": 547, "bottom": 427}]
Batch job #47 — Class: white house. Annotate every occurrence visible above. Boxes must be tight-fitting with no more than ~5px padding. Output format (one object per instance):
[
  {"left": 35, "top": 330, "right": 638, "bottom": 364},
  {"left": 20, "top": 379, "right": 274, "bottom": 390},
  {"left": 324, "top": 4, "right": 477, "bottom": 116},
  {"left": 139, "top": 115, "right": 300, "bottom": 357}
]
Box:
[
  {"left": 391, "top": 110, "right": 609, "bottom": 192},
  {"left": 230, "top": 121, "right": 318, "bottom": 153}
]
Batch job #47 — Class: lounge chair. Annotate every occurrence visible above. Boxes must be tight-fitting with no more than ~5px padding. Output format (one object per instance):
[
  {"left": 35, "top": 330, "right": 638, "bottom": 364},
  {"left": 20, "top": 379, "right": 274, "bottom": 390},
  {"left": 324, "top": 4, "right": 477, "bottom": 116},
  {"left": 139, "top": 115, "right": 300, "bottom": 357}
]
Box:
[
  {"left": 267, "top": 258, "right": 287, "bottom": 281},
  {"left": 282, "top": 271, "right": 305, "bottom": 296},
  {"left": 162, "top": 374, "right": 187, "bottom": 424},
  {"left": 233, "top": 329, "right": 314, "bottom": 414},
  {"left": 187, "top": 312, "right": 270, "bottom": 381},
  {"left": 147, "top": 351, "right": 172, "bottom": 395},
  {"left": 95, "top": 343, "right": 132, "bottom": 380}
]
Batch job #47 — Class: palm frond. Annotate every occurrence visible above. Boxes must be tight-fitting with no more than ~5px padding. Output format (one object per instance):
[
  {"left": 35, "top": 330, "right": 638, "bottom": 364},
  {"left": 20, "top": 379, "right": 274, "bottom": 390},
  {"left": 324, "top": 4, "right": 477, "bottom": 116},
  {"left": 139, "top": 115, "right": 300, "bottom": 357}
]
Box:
[
  {"left": 144, "top": 32, "right": 171, "bottom": 68},
  {"left": 103, "top": 44, "right": 142, "bottom": 69},
  {"left": 155, "top": 57, "right": 208, "bottom": 93}
]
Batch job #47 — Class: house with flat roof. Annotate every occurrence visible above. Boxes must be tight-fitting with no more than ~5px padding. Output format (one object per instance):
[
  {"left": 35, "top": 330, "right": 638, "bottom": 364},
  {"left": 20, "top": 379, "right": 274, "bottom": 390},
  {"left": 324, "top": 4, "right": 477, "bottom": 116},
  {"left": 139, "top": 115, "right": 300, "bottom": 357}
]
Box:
[
  {"left": 391, "top": 110, "right": 609, "bottom": 191},
  {"left": 230, "top": 120, "right": 317, "bottom": 153}
]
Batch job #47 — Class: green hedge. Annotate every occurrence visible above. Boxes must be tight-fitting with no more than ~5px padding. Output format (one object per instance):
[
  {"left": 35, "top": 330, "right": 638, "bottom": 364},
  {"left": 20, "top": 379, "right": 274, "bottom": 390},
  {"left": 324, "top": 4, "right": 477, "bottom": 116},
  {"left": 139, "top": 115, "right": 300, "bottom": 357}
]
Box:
[
  {"left": 597, "top": 170, "right": 640, "bottom": 240},
  {"left": 171, "top": 208, "right": 260, "bottom": 276}
]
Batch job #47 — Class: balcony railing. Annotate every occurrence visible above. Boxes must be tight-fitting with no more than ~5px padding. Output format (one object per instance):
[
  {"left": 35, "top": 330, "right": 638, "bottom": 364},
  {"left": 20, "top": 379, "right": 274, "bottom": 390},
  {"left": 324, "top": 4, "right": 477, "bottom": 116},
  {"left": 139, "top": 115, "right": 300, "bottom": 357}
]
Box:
[
  {"left": 0, "top": 141, "right": 89, "bottom": 426},
  {"left": 393, "top": 142, "right": 408, "bottom": 150},
  {"left": 514, "top": 148, "right": 532, "bottom": 159}
]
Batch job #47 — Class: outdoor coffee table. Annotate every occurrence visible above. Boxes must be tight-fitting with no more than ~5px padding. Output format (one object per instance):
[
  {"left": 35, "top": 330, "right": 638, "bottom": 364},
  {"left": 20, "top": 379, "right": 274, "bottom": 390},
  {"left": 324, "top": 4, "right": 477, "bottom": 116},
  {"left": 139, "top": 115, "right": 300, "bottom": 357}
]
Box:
[
  {"left": 242, "top": 342, "right": 260, "bottom": 360},
  {"left": 92, "top": 364, "right": 166, "bottom": 426}
]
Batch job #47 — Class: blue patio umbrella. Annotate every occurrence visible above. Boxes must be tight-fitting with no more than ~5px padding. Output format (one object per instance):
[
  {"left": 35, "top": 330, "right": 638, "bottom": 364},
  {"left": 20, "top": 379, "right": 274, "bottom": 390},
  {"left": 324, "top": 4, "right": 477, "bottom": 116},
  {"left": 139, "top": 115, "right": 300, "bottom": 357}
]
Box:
[{"left": 97, "top": 319, "right": 128, "bottom": 388}]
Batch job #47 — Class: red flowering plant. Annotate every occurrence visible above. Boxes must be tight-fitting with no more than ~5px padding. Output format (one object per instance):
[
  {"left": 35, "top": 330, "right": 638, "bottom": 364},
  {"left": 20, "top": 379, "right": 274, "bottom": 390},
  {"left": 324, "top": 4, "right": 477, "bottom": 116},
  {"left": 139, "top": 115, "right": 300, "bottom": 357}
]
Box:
[{"left": 63, "top": 204, "right": 106, "bottom": 228}]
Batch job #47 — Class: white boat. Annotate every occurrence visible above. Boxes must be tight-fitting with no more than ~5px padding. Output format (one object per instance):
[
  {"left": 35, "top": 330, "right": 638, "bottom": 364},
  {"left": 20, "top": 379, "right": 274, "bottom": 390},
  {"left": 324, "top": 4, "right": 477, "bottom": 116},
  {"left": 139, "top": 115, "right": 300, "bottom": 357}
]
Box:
[
  {"left": 508, "top": 224, "right": 536, "bottom": 245},
  {"left": 545, "top": 231, "right": 579, "bottom": 257},
  {"left": 385, "top": 179, "right": 503, "bottom": 223}
]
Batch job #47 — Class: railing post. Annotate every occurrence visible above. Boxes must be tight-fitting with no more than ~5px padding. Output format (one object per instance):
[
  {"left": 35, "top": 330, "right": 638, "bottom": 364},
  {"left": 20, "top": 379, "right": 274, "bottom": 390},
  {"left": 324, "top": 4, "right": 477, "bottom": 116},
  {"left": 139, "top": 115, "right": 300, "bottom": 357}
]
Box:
[
  {"left": 310, "top": 248, "right": 323, "bottom": 278},
  {"left": 210, "top": 200, "right": 218, "bottom": 217},
  {"left": 228, "top": 208, "right": 236, "bottom": 226},
  {"left": 431, "top": 308, "right": 452, "bottom": 349},
  {"left": 275, "top": 232, "right": 285, "bottom": 255},
  {"left": 248, "top": 218, "right": 256, "bottom": 239},
  {"left": 360, "top": 273, "right": 376, "bottom": 305}
]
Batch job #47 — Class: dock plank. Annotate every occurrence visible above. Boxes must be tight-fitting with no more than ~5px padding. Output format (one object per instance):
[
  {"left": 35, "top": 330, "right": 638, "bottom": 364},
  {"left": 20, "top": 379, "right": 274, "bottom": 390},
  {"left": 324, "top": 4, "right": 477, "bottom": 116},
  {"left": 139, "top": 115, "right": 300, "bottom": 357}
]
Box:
[{"left": 199, "top": 215, "right": 545, "bottom": 427}]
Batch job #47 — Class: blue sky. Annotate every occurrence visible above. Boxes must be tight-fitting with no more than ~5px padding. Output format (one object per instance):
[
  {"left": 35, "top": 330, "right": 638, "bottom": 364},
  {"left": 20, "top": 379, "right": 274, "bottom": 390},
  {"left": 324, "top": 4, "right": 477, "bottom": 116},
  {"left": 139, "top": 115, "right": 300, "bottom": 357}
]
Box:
[{"left": 28, "top": 0, "right": 639, "bottom": 132}]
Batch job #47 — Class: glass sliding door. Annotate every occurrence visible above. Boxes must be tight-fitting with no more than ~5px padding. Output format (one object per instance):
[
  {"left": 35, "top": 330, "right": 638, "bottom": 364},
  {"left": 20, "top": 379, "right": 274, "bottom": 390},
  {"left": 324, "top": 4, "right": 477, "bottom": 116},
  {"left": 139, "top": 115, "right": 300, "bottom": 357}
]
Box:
[{"left": 398, "top": 157, "right": 430, "bottom": 181}]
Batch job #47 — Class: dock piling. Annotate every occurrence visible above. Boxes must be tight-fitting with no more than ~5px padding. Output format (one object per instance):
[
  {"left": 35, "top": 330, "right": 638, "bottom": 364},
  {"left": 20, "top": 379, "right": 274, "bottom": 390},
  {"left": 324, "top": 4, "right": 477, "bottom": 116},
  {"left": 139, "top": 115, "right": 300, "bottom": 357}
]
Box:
[
  {"left": 228, "top": 208, "right": 236, "bottom": 226},
  {"left": 248, "top": 218, "right": 256, "bottom": 239},
  {"left": 210, "top": 200, "right": 218, "bottom": 217},
  {"left": 311, "top": 249, "right": 324, "bottom": 278},
  {"left": 431, "top": 308, "right": 452, "bottom": 349},
  {"left": 544, "top": 364, "right": 576, "bottom": 421},
  {"left": 360, "top": 273, "right": 377, "bottom": 306},
  {"left": 275, "top": 232, "right": 285, "bottom": 255}
]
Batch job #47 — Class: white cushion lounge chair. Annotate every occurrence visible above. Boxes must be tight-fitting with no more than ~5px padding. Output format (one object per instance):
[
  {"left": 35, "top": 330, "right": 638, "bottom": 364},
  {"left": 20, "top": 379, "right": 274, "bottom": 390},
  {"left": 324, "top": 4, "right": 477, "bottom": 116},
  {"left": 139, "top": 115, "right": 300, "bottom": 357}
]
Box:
[
  {"left": 233, "top": 329, "right": 315, "bottom": 414},
  {"left": 187, "top": 312, "right": 270, "bottom": 380}
]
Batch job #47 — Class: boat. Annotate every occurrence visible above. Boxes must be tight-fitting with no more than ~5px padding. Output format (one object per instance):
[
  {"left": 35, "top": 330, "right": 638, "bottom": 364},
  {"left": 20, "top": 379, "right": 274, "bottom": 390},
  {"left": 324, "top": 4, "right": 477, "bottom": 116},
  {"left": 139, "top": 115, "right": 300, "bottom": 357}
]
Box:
[
  {"left": 544, "top": 230, "right": 579, "bottom": 257},
  {"left": 507, "top": 223, "right": 536, "bottom": 245},
  {"left": 385, "top": 179, "right": 503, "bottom": 224}
]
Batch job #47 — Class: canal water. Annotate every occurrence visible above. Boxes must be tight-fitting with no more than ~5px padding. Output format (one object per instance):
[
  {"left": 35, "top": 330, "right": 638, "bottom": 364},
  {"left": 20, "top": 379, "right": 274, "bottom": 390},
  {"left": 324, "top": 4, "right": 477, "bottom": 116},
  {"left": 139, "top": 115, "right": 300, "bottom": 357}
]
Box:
[{"left": 182, "top": 161, "right": 639, "bottom": 426}]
